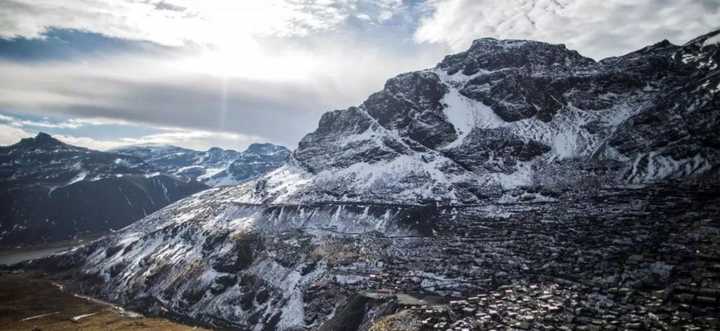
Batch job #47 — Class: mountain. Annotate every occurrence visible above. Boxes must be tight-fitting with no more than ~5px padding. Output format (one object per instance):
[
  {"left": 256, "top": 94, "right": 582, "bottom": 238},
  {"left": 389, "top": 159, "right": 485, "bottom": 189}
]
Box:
[
  {"left": 110, "top": 143, "right": 290, "bottom": 187},
  {"left": 285, "top": 31, "right": 718, "bottom": 204},
  {"left": 0, "top": 133, "right": 208, "bottom": 247},
  {"left": 24, "top": 30, "right": 720, "bottom": 330}
]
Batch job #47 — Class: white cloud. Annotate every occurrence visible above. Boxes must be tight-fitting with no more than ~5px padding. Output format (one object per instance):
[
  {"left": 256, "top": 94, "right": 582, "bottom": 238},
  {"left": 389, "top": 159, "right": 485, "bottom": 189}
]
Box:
[
  {"left": 48, "top": 135, "right": 129, "bottom": 151},
  {"left": 0, "top": 123, "right": 31, "bottom": 145},
  {"left": 0, "top": 122, "right": 265, "bottom": 152},
  {"left": 0, "top": 0, "right": 443, "bottom": 149},
  {"left": 0, "top": 112, "right": 265, "bottom": 151},
  {"left": 0, "top": 113, "right": 130, "bottom": 129},
  {"left": 0, "top": 0, "right": 404, "bottom": 47},
  {"left": 54, "top": 129, "right": 263, "bottom": 151},
  {"left": 415, "top": 0, "right": 720, "bottom": 59},
  {"left": 0, "top": 35, "right": 446, "bottom": 148}
]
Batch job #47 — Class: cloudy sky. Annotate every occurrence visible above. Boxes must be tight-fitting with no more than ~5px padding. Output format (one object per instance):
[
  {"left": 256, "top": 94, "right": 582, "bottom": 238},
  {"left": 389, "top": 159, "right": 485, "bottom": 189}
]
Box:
[{"left": 1, "top": 0, "right": 718, "bottom": 151}]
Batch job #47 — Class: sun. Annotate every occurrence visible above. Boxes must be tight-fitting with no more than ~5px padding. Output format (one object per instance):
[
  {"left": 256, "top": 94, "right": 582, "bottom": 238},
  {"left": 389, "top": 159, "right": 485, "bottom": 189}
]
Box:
[{"left": 177, "top": 39, "right": 317, "bottom": 81}]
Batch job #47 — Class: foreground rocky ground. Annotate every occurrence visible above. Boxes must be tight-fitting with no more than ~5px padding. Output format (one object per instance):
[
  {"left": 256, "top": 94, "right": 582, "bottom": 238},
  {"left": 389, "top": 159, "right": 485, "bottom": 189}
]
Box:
[
  {"left": 18, "top": 181, "right": 719, "bottom": 330},
  {"left": 344, "top": 183, "right": 720, "bottom": 330},
  {"left": 0, "top": 271, "right": 206, "bottom": 330}
]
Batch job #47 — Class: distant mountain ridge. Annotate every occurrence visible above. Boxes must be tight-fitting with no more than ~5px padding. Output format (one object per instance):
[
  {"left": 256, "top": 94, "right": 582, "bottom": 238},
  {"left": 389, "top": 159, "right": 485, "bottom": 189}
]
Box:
[
  {"left": 0, "top": 133, "right": 208, "bottom": 247},
  {"left": 110, "top": 142, "right": 290, "bottom": 187}
]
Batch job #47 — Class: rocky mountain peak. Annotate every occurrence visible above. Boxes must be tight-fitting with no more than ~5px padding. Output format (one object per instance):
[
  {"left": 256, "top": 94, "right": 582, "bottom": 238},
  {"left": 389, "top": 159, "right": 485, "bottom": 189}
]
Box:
[
  {"left": 244, "top": 143, "right": 289, "bottom": 156},
  {"left": 206, "top": 146, "right": 229, "bottom": 156},
  {"left": 438, "top": 38, "right": 595, "bottom": 75},
  {"left": 674, "top": 29, "right": 720, "bottom": 75},
  {"left": 202, "top": 147, "right": 238, "bottom": 164},
  {"left": 34, "top": 131, "right": 54, "bottom": 141},
  {"left": 15, "top": 132, "right": 67, "bottom": 150},
  {"left": 281, "top": 30, "right": 720, "bottom": 204}
]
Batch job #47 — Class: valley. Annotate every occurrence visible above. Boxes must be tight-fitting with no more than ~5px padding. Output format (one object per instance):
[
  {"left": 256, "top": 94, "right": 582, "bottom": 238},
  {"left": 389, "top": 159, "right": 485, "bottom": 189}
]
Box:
[{"left": 0, "top": 235, "right": 98, "bottom": 266}]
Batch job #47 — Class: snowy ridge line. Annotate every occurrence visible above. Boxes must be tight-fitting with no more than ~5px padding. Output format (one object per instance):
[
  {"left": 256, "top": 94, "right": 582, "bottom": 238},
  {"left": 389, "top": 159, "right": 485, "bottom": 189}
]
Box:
[
  {"left": 303, "top": 227, "right": 429, "bottom": 238},
  {"left": 231, "top": 199, "right": 560, "bottom": 209},
  {"left": 233, "top": 201, "right": 430, "bottom": 208}
]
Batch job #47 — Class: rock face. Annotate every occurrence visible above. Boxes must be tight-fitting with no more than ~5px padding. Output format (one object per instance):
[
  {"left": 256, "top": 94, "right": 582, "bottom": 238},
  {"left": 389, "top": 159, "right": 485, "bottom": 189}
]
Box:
[
  {"left": 26, "top": 30, "right": 720, "bottom": 330},
  {"left": 0, "top": 133, "right": 208, "bottom": 247},
  {"left": 111, "top": 143, "right": 290, "bottom": 187},
  {"left": 247, "top": 30, "right": 720, "bottom": 205},
  {"left": 598, "top": 34, "right": 720, "bottom": 182}
]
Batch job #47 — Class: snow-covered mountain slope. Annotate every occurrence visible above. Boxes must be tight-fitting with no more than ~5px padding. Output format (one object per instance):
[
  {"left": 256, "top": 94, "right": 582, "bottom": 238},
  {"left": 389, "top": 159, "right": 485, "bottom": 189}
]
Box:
[
  {"left": 111, "top": 143, "right": 290, "bottom": 187},
  {"left": 0, "top": 133, "right": 208, "bottom": 246},
  {"left": 228, "top": 30, "right": 720, "bottom": 205},
  {"left": 25, "top": 30, "right": 720, "bottom": 330},
  {"left": 597, "top": 31, "right": 720, "bottom": 182},
  {"left": 32, "top": 180, "right": 720, "bottom": 330},
  {"left": 49, "top": 186, "right": 422, "bottom": 329}
]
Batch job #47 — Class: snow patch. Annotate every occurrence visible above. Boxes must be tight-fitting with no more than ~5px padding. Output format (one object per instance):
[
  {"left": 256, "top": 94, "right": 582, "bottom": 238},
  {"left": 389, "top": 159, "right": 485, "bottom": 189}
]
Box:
[
  {"left": 551, "top": 129, "right": 580, "bottom": 159},
  {"left": 440, "top": 89, "right": 505, "bottom": 148},
  {"left": 66, "top": 171, "right": 87, "bottom": 186}
]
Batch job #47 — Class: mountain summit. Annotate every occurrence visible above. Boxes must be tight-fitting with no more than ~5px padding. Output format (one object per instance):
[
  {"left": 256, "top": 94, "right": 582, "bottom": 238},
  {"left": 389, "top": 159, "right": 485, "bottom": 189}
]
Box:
[
  {"left": 13, "top": 132, "right": 68, "bottom": 150},
  {"left": 229, "top": 29, "right": 719, "bottom": 205}
]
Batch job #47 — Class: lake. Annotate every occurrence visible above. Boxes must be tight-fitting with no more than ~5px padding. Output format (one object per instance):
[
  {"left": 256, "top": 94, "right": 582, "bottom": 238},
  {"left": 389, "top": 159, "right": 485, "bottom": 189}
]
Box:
[{"left": 0, "top": 238, "right": 96, "bottom": 266}]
